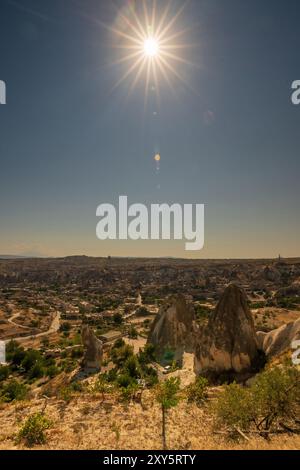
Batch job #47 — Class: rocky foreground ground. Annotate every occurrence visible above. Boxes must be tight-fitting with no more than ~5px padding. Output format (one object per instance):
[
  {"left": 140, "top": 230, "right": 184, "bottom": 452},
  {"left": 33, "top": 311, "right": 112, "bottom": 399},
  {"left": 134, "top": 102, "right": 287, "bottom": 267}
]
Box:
[{"left": 0, "top": 391, "right": 299, "bottom": 450}]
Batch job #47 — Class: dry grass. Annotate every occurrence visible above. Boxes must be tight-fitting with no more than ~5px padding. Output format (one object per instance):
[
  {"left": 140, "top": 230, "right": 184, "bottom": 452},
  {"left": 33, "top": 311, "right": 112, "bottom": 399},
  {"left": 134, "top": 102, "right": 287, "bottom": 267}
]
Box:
[{"left": 0, "top": 391, "right": 299, "bottom": 450}]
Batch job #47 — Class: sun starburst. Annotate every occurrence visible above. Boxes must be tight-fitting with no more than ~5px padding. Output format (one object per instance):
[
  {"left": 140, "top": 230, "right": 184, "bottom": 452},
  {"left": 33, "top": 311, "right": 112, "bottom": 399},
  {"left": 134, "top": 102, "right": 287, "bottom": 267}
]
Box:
[{"left": 105, "top": 0, "right": 198, "bottom": 102}]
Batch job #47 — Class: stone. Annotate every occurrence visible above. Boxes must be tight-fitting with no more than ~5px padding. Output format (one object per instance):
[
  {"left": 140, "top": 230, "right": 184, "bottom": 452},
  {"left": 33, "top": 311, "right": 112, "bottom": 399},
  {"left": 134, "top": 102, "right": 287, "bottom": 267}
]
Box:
[
  {"left": 81, "top": 324, "right": 103, "bottom": 370},
  {"left": 257, "top": 318, "right": 300, "bottom": 358},
  {"left": 147, "top": 294, "right": 198, "bottom": 363},
  {"left": 195, "top": 284, "right": 259, "bottom": 375}
]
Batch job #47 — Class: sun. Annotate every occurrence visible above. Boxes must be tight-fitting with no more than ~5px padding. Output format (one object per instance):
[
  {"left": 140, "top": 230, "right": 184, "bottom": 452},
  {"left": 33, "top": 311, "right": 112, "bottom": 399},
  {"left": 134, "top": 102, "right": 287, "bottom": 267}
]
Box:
[
  {"left": 96, "top": 0, "right": 198, "bottom": 101},
  {"left": 143, "top": 37, "right": 160, "bottom": 58}
]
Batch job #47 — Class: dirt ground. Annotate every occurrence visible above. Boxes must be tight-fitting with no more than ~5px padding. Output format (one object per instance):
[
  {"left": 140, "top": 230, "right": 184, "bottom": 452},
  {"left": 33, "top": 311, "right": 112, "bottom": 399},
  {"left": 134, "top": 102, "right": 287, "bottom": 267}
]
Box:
[{"left": 0, "top": 392, "right": 299, "bottom": 451}]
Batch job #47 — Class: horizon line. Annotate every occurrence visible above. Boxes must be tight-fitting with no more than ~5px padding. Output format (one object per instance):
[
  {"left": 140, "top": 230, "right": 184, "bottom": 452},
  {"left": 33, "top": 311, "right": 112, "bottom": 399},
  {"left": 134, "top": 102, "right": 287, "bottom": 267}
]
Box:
[{"left": 0, "top": 254, "right": 297, "bottom": 262}]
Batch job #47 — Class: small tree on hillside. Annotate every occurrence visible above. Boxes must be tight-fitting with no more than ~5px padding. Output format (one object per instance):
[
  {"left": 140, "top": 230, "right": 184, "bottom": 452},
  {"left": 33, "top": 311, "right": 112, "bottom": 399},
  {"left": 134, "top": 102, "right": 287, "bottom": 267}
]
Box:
[{"left": 155, "top": 377, "right": 181, "bottom": 450}]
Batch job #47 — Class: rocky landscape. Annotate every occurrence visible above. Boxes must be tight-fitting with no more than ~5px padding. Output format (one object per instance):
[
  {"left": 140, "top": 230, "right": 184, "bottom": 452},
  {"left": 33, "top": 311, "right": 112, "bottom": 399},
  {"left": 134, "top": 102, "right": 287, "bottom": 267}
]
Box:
[
  {"left": 0, "top": 256, "right": 299, "bottom": 450},
  {"left": 148, "top": 284, "right": 300, "bottom": 378}
]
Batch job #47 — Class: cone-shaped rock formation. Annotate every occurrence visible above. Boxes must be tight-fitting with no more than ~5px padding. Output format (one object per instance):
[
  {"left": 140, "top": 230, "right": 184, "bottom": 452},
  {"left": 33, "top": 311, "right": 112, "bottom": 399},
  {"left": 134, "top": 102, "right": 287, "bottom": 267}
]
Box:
[{"left": 195, "top": 284, "right": 259, "bottom": 375}]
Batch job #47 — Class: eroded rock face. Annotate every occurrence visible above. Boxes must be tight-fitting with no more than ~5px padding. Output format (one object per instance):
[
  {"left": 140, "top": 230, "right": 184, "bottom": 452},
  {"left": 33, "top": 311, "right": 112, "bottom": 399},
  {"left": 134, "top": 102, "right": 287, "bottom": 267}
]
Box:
[
  {"left": 195, "top": 284, "right": 259, "bottom": 375},
  {"left": 257, "top": 318, "right": 300, "bottom": 358},
  {"left": 147, "top": 294, "right": 198, "bottom": 362},
  {"left": 81, "top": 324, "right": 103, "bottom": 370}
]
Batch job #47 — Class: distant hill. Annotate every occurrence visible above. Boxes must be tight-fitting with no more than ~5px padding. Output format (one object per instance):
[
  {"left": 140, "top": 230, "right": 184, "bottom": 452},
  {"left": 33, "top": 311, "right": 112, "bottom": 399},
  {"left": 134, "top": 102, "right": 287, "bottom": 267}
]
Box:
[{"left": 0, "top": 255, "right": 28, "bottom": 259}]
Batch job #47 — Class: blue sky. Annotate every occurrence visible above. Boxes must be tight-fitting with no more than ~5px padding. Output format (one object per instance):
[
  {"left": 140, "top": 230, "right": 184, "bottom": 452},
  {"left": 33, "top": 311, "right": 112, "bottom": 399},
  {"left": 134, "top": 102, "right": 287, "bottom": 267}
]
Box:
[{"left": 0, "top": 0, "right": 299, "bottom": 258}]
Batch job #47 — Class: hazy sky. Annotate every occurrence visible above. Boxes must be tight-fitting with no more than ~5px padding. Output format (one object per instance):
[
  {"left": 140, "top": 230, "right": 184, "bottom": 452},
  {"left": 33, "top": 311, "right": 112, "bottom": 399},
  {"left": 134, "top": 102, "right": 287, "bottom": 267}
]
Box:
[{"left": 0, "top": 0, "right": 299, "bottom": 259}]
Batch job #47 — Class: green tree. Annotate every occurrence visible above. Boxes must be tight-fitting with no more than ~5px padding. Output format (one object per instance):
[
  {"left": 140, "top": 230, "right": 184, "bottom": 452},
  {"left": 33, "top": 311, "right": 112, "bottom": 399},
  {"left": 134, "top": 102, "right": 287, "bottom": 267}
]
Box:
[{"left": 155, "top": 377, "right": 181, "bottom": 450}]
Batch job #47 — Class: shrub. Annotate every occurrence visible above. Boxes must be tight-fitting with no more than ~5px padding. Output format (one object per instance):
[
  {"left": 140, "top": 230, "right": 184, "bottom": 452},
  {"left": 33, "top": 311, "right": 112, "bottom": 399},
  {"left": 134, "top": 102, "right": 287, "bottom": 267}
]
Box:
[
  {"left": 251, "top": 365, "right": 300, "bottom": 431},
  {"left": 46, "top": 365, "right": 59, "bottom": 378},
  {"left": 1, "top": 379, "right": 28, "bottom": 402},
  {"left": 62, "top": 360, "right": 77, "bottom": 373},
  {"left": 58, "top": 386, "right": 73, "bottom": 402},
  {"left": 119, "top": 382, "right": 139, "bottom": 402},
  {"left": 187, "top": 377, "right": 209, "bottom": 406},
  {"left": 138, "top": 344, "right": 156, "bottom": 364},
  {"left": 113, "top": 313, "right": 123, "bottom": 325},
  {"left": 6, "top": 342, "right": 26, "bottom": 368},
  {"left": 195, "top": 305, "right": 211, "bottom": 323},
  {"left": 143, "top": 365, "right": 159, "bottom": 387},
  {"left": 215, "top": 382, "right": 254, "bottom": 431},
  {"left": 111, "top": 344, "right": 134, "bottom": 368},
  {"left": 90, "top": 375, "right": 111, "bottom": 398},
  {"left": 128, "top": 326, "right": 138, "bottom": 339},
  {"left": 113, "top": 338, "right": 125, "bottom": 349},
  {"left": 136, "top": 306, "right": 150, "bottom": 316},
  {"left": 104, "top": 368, "right": 118, "bottom": 383},
  {"left": 41, "top": 338, "right": 50, "bottom": 349},
  {"left": 215, "top": 365, "right": 300, "bottom": 433},
  {"left": 60, "top": 322, "right": 71, "bottom": 333},
  {"left": 21, "top": 350, "right": 43, "bottom": 374},
  {"left": 28, "top": 362, "right": 45, "bottom": 380},
  {"left": 71, "top": 381, "right": 85, "bottom": 393},
  {"left": 6, "top": 340, "right": 20, "bottom": 356},
  {"left": 123, "top": 355, "right": 141, "bottom": 379},
  {"left": 0, "top": 365, "right": 10, "bottom": 382},
  {"left": 71, "top": 347, "right": 83, "bottom": 359},
  {"left": 18, "top": 412, "right": 51, "bottom": 447},
  {"left": 117, "top": 373, "right": 137, "bottom": 389}
]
